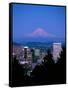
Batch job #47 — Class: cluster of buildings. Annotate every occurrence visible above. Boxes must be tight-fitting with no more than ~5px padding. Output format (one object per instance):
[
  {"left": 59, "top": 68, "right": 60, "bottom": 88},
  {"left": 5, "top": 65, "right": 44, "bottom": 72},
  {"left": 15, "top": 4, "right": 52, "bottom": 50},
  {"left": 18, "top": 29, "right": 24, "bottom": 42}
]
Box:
[
  {"left": 12, "top": 42, "right": 62, "bottom": 72},
  {"left": 12, "top": 45, "right": 46, "bottom": 68}
]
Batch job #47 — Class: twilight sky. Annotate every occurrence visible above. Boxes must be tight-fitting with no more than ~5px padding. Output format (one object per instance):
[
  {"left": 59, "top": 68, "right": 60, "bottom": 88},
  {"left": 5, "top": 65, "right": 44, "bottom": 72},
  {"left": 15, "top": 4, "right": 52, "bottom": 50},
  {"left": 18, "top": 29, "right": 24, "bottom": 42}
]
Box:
[{"left": 12, "top": 4, "right": 66, "bottom": 43}]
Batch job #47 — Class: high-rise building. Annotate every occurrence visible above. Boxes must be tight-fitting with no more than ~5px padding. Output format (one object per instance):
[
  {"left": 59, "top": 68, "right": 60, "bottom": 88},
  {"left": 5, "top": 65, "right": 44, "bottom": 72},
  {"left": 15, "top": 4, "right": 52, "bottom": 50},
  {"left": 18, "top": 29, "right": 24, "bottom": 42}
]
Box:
[
  {"left": 35, "top": 49, "right": 40, "bottom": 56},
  {"left": 52, "top": 43, "right": 62, "bottom": 63},
  {"left": 24, "top": 46, "right": 28, "bottom": 60},
  {"left": 31, "top": 48, "right": 35, "bottom": 63},
  {"left": 23, "top": 46, "right": 32, "bottom": 69}
]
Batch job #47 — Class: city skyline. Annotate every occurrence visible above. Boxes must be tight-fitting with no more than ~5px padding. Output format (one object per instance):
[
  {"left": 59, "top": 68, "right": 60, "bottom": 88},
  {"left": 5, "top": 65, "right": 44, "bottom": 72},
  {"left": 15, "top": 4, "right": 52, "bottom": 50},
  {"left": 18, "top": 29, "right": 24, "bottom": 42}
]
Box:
[{"left": 10, "top": 3, "right": 66, "bottom": 87}]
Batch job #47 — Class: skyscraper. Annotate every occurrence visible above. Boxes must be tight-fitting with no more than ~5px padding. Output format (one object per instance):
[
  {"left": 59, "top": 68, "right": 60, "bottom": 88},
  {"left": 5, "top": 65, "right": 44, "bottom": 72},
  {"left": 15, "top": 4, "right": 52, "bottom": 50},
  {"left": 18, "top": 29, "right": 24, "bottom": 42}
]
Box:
[
  {"left": 24, "top": 46, "right": 28, "bottom": 60},
  {"left": 31, "top": 48, "right": 35, "bottom": 63},
  {"left": 52, "top": 43, "right": 62, "bottom": 63}
]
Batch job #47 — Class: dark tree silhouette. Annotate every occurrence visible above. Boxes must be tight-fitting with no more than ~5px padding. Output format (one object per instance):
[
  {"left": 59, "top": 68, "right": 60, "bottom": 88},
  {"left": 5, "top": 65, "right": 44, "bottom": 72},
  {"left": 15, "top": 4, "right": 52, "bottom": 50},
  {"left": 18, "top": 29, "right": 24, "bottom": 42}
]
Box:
[
  {"left": 31, "top": 49, "right": 55, "bottom": 84},
  {"left": 57, "top": 46, "right": 66, "bottom": 65},
  {"left": 11, "top": 55, "right": 27, "bottom": 86},
  {"left": 43, "top": 49, "right": 54, "bottom": 64},
  {"left": 41, "top": 47, "right": 66, "bottom": 84},
  {"left": 56, "top": 46, "right": 66, "bottom": 83}
]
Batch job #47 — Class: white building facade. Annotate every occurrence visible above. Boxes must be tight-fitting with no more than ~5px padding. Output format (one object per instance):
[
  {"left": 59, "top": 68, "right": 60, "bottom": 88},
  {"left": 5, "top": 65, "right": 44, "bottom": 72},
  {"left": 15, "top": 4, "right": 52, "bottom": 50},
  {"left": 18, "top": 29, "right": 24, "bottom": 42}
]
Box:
[{"left": 52, "top": 43, "right": 62, "bottom": 63}]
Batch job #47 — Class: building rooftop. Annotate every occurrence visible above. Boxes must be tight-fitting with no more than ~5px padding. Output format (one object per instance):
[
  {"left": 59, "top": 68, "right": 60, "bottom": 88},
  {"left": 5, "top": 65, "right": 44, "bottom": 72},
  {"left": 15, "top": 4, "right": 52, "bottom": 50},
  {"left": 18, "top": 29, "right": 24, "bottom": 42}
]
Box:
[{"left": 53, "top": 43, "right": 61, "bottom": 45}]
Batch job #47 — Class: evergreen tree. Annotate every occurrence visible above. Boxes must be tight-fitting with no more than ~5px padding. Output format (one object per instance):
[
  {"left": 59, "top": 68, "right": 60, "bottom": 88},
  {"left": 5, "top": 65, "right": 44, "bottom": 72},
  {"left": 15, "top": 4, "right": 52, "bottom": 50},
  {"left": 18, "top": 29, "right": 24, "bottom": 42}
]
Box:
[{"left": 43, "top": 49, "right": 54, "bottom": 64}]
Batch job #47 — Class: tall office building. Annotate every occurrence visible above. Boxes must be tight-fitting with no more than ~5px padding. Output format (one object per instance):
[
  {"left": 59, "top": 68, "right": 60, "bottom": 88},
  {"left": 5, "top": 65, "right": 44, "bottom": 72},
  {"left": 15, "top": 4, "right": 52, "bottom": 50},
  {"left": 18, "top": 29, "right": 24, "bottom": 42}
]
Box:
[
  {"left": 24, "top": 46, "right": 28, "bottom": 60},
  {"left": 52, "top": 43, "right": 62, "bottom": 63},
  {"left": 35, "top": 49, "right": 40, "bottom": 56},
  {"left": 31, "top": 48, "right": 35, "bottom": 63},
  {"left": 23, "top": 46, "right": 32, "bottom": 69}
]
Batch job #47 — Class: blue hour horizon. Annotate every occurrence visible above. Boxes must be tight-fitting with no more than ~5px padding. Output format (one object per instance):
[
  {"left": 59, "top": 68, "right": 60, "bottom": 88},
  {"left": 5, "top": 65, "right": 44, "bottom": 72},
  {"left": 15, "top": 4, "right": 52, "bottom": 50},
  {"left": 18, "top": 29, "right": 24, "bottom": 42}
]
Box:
[{"left": 12, "top": 4, "right": 66, "bottom": 43}]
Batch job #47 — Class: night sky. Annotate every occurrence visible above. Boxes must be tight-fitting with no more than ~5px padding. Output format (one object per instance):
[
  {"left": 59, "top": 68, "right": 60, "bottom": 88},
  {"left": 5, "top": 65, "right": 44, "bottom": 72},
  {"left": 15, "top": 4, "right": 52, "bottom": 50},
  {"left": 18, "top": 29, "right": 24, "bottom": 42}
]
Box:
[{"left": 12, "top": 4, "right": 66, "bottom": 43}]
